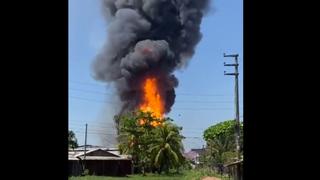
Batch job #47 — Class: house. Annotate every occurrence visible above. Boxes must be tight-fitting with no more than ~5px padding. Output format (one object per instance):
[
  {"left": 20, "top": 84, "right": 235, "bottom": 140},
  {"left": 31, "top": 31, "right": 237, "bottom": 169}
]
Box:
[
  {"left": 190, "top": 148, "right": 206, "bottom": 155},
  {"left": 183, "top": 148, "right": 206, "bottom": 165},
  {"left": 69, "top": 147, "right": 132, "bottom": 176}
]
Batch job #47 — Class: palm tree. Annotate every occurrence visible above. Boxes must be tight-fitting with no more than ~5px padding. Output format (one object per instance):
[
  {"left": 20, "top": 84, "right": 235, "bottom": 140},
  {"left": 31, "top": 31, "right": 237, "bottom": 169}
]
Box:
[{"left": 149, "top": 122, "right": 185, "bottom": 174}]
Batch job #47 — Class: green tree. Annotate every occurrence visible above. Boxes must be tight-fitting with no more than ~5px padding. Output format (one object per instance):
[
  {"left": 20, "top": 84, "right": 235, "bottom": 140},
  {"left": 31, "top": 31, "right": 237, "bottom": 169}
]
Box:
[
  {"left": 68, "top": 130, "right": 78, "bottom": 149},
  {"left": 118, "top": 111, "right": 185, "bottom": 175},
  {"left": 118, "top": 111, "right": 161, "bottom": 175},
  {"left": 202, "top": 120, "right": 243, "bottom": 171},
  {"left": 149, "top": 121, "right": 185, "bottom": 174}
]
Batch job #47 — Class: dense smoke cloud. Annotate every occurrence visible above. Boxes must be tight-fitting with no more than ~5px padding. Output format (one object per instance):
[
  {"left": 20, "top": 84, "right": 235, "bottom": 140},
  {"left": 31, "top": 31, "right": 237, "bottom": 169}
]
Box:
[{"left": 93, "top": 0, "right": 210, "bottom": 116}]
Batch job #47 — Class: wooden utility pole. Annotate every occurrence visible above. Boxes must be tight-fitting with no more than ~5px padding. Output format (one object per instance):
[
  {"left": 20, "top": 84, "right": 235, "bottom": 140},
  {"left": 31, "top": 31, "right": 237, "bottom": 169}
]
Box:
[{"left": 224, "top": 53, "right": 241, "bottom": 180}]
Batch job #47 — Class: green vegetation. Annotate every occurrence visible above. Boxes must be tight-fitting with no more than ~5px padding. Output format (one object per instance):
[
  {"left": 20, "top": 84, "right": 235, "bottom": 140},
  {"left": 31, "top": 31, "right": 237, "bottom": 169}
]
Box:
[
  {"left": 68, "top": 116, "right": 241, "bottom": 179},
  {"left": 69, "top": 174, "right": 182, "bottom": 180},
  {"left": 118, "top": 111, "right": 185, "bottom": 175},
  {"left": 69, "top": 130, "right": 78, "bottom": 149},
  {"left": 202, "top": 120, "right": 243, "bottom": 172},
  {"left": 149, "top": 120, "right": 185, "bottom": 174},
  {"left": 69, "top": 169, "right": 230, "bottom": 180}
]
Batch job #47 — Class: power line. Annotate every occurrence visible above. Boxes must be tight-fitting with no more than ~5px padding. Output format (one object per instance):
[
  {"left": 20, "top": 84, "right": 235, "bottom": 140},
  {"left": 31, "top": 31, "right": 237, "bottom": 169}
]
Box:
[
  {"left": 69, "top": 123, "right": 115, "bottom": 129},
  {"left": 69, "top": 96, "right": 243, "bottom": 111},
  {"left": 69, "top": 88, "right": 235, "bottom": 97},
  {"left": 70, "top": 119, "right": 241, "bottom": 132},
  {"left": 69, "top": 124, "right": 117, "bottom": 132},
  {"left": 70, "top": 120, "right": 241, "bottom": 129},
  {"left": 69, "top": 99, "right": 240, "bottom": 110},
  {"left": 75, "top": 131, "right": 117, "bottom": 136},
  {"left": 69, "top": 88, "right": 240, "bottom": 103},
  {"left": 86, "top": 130, "right": 117, "bottom": 134},
  {"left": 70, "top": 126, "right": 208, "bottom": 134},
  {"left": 69, "top": 121, "right": 115, "bottom": 126},
  {"left": 69, "top": 88, "right": 114, "bottom": 96},
  {"left": 69, "top": 95, "right": 243, "bottom": 105},
  {"left": 73, "top": 127, "right": 204, "bottom": 136},
  {"left": 86, "top": 128, "right": 200, "bottom": 134},
  {"left": 175, "top": 100, "right": 240, "bottom": 104},
  {"left": 69, "top": 126, "right": 116, "bottom": 132},
  {"left": 69, "top": 80, "right": 106, "bottom": 87},
  {"left": 69, "top": 96, "right": 117, "bottom": 104},
  {"left": 184, "top": 136, "right": 202, "bottom": 139},
  {"left": 178, "top": 93, "right": 231, "bottom": 97},
  {"left": 69, "top": 122, "right": 114, "bottom": 126},
  {"left": 73, "top": 129, "right": 204, "bottom": 138},
  {"left": 69, "top": 82, "right": 234, "bottom": 97},
  {"left": 174, "top": 107, "right": 243, "bottom": 111},
  {"left": 182, "top": 131, "right": 206, "bottom": 135},
  {"left": 100, "top": 136, "right": 117, "bottom": 146},
  {"left": 69, "top": 123, "right": 217, "bottom": 133}
]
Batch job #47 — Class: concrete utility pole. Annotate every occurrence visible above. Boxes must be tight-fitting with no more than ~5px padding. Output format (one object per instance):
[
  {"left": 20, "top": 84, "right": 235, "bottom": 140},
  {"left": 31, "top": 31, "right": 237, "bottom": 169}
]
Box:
[
  {"left": 83, "top": 123, "right": 88, "bottom": 169},
  {"left": 224, "top": 53, "right": 241, "bottom": 180}
]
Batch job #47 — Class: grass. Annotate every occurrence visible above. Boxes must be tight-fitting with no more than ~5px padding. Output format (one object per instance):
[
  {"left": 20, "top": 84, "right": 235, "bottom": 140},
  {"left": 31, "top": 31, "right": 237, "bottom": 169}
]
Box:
[
  {"left": 69, "top": 169, "right": 231, "bottom": 180},
  {"left": 69, "top": 174, "right": 182, "bottom": 180}
]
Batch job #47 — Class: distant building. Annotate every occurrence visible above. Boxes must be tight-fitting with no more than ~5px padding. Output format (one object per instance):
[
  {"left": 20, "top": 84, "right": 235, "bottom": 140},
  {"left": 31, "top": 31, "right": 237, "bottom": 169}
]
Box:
[
  {"left": 183, "top": 148, "right": 205, "bottom": 165},
  {"left": 190, "top": 148, "right": 205, "bottom": 155},
  {"left": 68, "top": 146, "right": 132, "bottom": 176}
]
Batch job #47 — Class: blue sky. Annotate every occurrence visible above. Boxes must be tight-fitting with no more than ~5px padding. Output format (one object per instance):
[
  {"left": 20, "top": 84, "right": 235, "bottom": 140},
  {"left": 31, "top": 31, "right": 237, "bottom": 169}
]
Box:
[{"left": 68, "top": 0, "right": 243, "bottom": 151}]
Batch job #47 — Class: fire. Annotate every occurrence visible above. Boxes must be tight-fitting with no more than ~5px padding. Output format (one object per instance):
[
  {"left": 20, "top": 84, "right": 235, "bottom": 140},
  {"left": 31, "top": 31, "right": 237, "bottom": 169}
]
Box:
[{"left": 139, "top": 77, "right": 165, "bottom": 126}]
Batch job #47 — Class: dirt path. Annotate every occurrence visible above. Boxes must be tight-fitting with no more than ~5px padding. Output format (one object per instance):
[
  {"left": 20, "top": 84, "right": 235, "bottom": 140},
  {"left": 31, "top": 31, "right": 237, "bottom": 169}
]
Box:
[{"left": 201, "top": 177, "right": 222, "bottom": 180}]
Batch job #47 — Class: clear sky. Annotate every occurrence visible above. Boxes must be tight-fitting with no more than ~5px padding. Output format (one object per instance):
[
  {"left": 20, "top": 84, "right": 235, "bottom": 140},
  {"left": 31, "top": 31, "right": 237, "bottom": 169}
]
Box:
[{"left": 68, "top": 0, "right": 243, "bottom": 151}]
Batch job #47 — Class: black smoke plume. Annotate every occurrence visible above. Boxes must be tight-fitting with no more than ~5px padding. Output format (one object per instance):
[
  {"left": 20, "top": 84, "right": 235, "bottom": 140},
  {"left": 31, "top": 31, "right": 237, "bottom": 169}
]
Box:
[{"left": 93, "top": 0, "right": 210, "bottom": 117}]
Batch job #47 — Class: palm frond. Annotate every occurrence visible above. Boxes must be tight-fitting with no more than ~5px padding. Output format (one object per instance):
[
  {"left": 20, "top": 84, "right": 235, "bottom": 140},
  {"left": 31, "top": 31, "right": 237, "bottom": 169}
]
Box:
[{"left": 154, "top": 148, "right": 164, "bottom": 166}]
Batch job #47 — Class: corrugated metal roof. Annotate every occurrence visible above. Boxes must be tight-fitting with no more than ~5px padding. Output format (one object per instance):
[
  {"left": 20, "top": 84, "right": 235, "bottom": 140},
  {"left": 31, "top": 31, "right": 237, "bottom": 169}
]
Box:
[
  {"left": 68, "top": 148, "right": 131, "bottom": 161},
  {"left": 69, "top": 151, "right": 82, "bottom": 158},
  {"left": 69, "top": 157, "right": 79, "bottom": 160},
  {"left": 107, "top": 150, "right": 120, "bottom": 156},
  {"left": 77, "top": 156, "right": 130, "bottom": 160},
  {"left": 75, "top": 148, "right": 101, "bottom": 157},
  {"left": 74, "top": 146, "right": 117, "bottom": 151}
]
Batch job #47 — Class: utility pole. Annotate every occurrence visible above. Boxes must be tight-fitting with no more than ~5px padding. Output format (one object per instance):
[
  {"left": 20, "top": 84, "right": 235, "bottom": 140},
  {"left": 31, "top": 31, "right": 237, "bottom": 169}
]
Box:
[
  {"left": 83, "top": 123, "right": 88, "bottom": 170},
  {"left": 224, "top": 53, "right": 241, "bottom": 180}
]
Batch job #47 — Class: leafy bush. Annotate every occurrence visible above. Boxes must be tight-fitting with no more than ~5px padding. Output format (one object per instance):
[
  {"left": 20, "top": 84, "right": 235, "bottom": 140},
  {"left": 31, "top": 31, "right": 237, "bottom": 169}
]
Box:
[
  {"left": 203, "top": 120, "right": 242, "bottom": 141},
  {"left": 202, "top": 120, "right": 243, "bottom": 168}
]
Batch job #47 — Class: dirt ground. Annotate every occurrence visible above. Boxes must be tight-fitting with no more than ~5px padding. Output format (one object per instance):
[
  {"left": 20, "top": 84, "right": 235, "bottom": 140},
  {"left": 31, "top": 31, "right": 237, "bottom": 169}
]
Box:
[{"left": 201, "top": 177, "right": 222, "bottom": 180}]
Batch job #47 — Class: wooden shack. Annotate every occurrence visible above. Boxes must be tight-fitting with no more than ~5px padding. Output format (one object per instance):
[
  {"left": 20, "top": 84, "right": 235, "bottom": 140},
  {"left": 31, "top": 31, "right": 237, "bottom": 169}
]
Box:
[
  {"left": 69, "top": 148, "right": 132, "bottom": 176},
  {"left": 225, "top": 159, "right": 243, "bottom": 180}
]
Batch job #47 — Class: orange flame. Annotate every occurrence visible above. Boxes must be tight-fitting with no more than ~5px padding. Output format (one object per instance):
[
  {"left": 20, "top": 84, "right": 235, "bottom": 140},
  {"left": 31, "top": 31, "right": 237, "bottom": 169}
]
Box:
[{"left": 139, "top": 77, "right": 164, "bottom": 126}]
